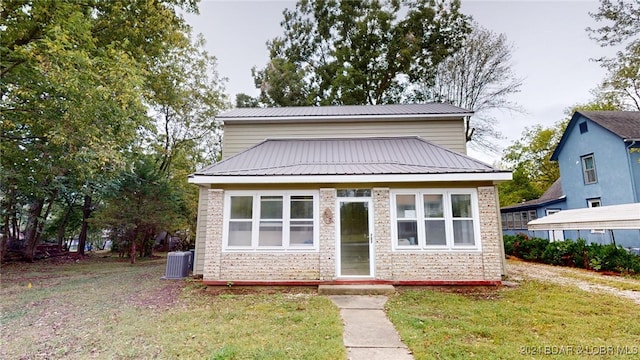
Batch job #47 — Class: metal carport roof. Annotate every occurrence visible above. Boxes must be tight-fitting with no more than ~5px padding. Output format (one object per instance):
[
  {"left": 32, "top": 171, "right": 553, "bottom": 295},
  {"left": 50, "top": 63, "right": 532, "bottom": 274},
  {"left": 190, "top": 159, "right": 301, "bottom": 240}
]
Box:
[{"left": 528, "top": 203, "right": 640, "bottom": 231}]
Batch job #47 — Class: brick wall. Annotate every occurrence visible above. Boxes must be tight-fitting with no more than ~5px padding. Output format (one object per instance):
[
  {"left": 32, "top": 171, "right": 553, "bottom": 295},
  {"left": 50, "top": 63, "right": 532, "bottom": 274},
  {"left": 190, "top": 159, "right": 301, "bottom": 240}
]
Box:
[
  {"left": 319, "top": 188, "right": 337, "bottom": 280},
  {"left": 373, "top": 188, "right": 393, "bottom": 278},
  {"left": 478, "top": 185, "right": 503, "bottom": 280},
  {"left": 220, "top": 253, "right": 320, "bottom": 280},
  {"left": 202, "top": 189, "right": 223, "bottom": 281},
  {"left": 201, "top": 186, "right": 503, "bottom": 282}
]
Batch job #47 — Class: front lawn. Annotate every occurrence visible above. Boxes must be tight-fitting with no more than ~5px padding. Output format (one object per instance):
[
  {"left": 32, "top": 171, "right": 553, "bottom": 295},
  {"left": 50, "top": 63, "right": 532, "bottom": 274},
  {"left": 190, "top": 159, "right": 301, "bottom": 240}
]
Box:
[
  {"left": 386, "top": 282, "right": 640, "bottom": 359},
  {"left": 0, "top": 255, "right": 345, "bottom": 359}
]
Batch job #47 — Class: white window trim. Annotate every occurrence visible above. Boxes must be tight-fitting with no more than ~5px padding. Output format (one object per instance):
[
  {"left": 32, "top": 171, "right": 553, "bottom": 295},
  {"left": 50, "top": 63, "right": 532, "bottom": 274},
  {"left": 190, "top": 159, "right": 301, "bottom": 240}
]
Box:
[
  {"left": 390, "top": 189, "right": 482, "bottom": 252},
  {"left": 581, "top": 154, "right": 597, "bottom": 185},
  {"left": 222, "top": 190, "right": 320, "bottom": 252}
]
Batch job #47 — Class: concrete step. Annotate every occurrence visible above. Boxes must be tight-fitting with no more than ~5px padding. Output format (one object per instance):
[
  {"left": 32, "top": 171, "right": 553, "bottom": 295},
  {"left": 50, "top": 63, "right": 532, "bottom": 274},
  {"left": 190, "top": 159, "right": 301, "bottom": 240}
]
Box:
[{"left": 318, "top": 284, "right": 395, "bottom": 295}]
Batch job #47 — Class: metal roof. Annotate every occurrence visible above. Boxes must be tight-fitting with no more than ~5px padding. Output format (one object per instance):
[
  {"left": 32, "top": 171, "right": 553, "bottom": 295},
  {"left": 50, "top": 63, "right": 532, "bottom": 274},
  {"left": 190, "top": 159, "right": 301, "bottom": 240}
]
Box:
[
  {"left": 528, "top": 203, "right": 640, "bottom": 230},
  {"left": 218, "top": 103, "right": 473, "bottom": 121},
  {"left": 501, "top": 179, "right": 565, "bottom": 211},
  {"left": 194, "top": 136, "right": 505, "bottom": 177}
]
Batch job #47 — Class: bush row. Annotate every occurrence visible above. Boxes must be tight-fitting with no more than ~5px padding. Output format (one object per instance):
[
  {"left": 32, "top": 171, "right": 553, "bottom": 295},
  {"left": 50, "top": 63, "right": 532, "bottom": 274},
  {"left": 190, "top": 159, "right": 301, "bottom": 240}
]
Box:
[{"left": 504, "top": 234, "right": 640, "bottom": 274}]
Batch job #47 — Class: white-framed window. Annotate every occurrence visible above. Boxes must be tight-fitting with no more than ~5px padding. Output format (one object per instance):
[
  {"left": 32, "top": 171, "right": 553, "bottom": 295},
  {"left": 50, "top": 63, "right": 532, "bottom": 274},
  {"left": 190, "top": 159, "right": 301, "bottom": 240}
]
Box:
[
  {"left": 223, "top": 191, "right": 319, "bottom": 251},
  {"left": 391, "top": 189, "right": 481, "bottom": 251},
  {"left": 581, "top": 154, "right": 597, "bottom": 184}
]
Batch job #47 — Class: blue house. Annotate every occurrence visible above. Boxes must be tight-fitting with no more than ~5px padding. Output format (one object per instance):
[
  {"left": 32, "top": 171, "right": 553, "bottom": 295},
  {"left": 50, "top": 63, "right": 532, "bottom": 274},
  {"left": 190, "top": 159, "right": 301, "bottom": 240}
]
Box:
[
  {"left": 501, "top": 179, "right": 566, "bottom": 241},
  {"left": 502, "top": 111, "right": 640, "bottom": 247}
]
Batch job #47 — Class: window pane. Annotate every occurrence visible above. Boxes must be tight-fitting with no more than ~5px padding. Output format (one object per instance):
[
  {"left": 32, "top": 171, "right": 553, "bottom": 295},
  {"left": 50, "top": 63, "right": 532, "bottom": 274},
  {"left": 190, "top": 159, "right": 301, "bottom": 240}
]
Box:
[
  {"left": 423, "top": 194, "right": 443, "bottom": 218},
  {"left": 291, "top": 196, "right": 313, "bottom": 219},
  {"left": 337, "top": 189, "right": 371, "bottom": 197},
  {"left": 230, "top": 196, "right": 253, "bottom": 219},
  {"left": 397, "top": 220, "right": 418, "bottom": 246},
  {"left": 396, "top": 195, "right": 416, "bottom": 218},
  {"left": 260, "top": 196, "right": 283, "bottom": 219},
  {"left": 290, "top": 221, "right": 314, "bottom": 246},
  {"left": 528, "top": 210, "right": 537, "bottom": 221},
  {"left": 453, "top": 220, "right": 475, "bottom": 245},
  {"left": 451, "top": 194, "right": 472, "bottom": 218},
  {"left": 506, "top": 213, "right": 514, "bottom": 229},
  {"left": 229, "top": 222, "right": 252, "bottom": 246},
  {"left": 521, "top": 212, "right": 528, "bottom": 227},
  {"left": 425, "top": 220, "right": 446, "bottom": 245},
  {"left": 259, "top": 221, "right": 282, "bottom": 246}
]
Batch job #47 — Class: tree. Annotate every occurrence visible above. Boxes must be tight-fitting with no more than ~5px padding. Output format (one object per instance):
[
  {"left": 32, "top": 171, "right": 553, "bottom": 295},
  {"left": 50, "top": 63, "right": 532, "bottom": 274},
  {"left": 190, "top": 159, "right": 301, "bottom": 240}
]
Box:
[
  {"left": 413, "top": 22, "right": 523, "bottom": 151},
  {"left": 0, "top": 0, "right": 198, "bottom": 261},
  {"left": 588, "top": 0, "right": 640, "bottom": 110},
  {"left": 252, "top": 0, "right": 471, "bottom": 106},
  {"left": 502, "top": 122, "right": 566, "bottom": 201},
  {"left": 93, "top": 156, "right": 186, "bottom": 264},
  {"left": 235, "top": 93, "right": 260, "bottom": 108}
]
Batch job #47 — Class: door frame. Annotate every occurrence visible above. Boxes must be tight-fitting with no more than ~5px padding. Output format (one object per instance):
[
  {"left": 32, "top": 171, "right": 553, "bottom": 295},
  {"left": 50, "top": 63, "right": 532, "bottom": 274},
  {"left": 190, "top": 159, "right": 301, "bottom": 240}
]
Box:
[{"left": 335, "top": 197, "right": 375, "bottom": 278}]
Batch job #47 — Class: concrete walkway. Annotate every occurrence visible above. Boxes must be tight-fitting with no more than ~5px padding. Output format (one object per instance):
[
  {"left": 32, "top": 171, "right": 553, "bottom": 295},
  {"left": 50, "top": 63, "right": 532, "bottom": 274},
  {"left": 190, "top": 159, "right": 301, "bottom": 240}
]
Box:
[{"left": 329, "top": 295, "right": 414, "bottom": 360}]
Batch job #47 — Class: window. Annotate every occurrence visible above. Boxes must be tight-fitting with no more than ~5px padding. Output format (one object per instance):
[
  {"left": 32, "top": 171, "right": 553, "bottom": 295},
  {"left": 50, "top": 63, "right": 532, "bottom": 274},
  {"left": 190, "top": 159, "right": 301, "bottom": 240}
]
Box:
[
  {"left": 581, "top": 154, "right": 597, "bottom": 184},
  {"left": 579, "top": 122, "right": 588, "bottom": 134},
  {"left": 501, "top": 213, "right": 507, "bottom": 228},
  {"left": 392, "top": 189, "right": 480, "bottom": 250},
  {"left": 587, "top": 198, "right": 601, "bottom": 208},
  {"left": 224, "top": 192, "right": 319, "bottom": 251},
  {"left": 528, "top": 210, "right": 537, "bottom": 222},
  {"left": 506, "top": 213, "right": 514, "bottom": 229}
]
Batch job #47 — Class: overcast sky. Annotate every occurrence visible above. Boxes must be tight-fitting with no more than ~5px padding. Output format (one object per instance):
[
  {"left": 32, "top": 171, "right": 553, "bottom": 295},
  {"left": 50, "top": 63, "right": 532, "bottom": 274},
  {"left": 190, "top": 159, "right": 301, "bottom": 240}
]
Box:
[{"left": 184, "top": 0, "right": 619, "bottom": 162}]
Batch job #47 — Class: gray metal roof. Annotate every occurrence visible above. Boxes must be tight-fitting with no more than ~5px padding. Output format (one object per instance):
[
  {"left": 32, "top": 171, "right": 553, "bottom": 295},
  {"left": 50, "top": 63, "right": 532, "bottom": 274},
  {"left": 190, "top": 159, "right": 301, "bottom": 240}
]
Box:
[
  {"left": 195, "top": 137, "right": 504, "bottom": 177},
  {"left": 579, "top": 111, "right": 640, "bottom": 139},
  {"left": 501, "top": 179, "right": 565, "bottom": 211},
  {"left": 218, "top": 103, "right": 473, "bottom": 120}
]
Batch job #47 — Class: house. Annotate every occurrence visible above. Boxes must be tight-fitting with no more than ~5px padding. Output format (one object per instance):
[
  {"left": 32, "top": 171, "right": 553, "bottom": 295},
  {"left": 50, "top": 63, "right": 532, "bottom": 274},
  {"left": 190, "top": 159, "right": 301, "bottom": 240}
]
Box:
[
  {"left": 188, "top": 104, "right": 512, "bottom": 285},
  {"left": 500, "top": 179, "right": 567, "bottom": 241},
  {"left": 501, "top": 111, "right": 640, "bottom": 247}
]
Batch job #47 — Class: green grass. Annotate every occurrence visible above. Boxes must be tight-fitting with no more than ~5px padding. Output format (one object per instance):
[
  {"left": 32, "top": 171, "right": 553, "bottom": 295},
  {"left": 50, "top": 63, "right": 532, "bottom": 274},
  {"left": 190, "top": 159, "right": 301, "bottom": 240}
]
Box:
[
  {"left": 0, "top": 255, "right": 345, "bottom": 359},
  {"left": 386, "top": 282, "right": 640, "bottom": 359}
]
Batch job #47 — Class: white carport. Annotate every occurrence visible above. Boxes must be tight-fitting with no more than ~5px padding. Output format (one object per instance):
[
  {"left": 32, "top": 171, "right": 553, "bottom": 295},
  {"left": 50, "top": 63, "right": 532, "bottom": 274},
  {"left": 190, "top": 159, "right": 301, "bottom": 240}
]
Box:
[{"left": 528, "top": 203, "right": 640, "bottom": 231}]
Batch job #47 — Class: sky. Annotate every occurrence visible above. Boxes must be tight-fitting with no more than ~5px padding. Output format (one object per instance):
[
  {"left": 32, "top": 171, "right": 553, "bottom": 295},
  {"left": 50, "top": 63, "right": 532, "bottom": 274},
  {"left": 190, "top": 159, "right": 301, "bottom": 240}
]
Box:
[{"left": 183, "top": 0, "right": 619, "bottom": 163}]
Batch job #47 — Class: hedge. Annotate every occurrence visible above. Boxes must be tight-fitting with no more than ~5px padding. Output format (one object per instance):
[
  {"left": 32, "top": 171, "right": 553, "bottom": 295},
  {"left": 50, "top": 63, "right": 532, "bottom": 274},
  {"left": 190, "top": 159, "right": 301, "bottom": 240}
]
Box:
[{"left": 504, "top": 234, "right": 640, "bottom": 274}]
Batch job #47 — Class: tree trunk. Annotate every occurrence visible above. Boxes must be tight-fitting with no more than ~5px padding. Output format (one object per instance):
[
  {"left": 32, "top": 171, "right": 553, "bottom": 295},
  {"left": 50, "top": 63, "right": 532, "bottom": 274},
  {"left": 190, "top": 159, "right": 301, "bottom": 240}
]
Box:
[
  {"left": 77, "top": 195, "right": 92, "bottom": 256},
  {"left": 56, "top": 200, "right": 75, "bottom": 250},
  {"left": 24, "top": 199, "right": 45, "bottom": 262},
  {"left": 1, "top": 213, "right": 9, "bottom": 264},
  {"left": 130, "top": 237, "right": 137, "bottom": 264},
  {"left": 1, "top": 186, "right": 15, "bottom": 264}
]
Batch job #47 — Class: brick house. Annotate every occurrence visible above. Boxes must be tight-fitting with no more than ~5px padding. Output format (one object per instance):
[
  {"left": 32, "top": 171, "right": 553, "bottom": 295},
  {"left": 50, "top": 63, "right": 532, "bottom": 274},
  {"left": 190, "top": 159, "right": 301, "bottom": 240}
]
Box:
[{"left": 188, "top": 104, "right": 511, "bottom": 285}]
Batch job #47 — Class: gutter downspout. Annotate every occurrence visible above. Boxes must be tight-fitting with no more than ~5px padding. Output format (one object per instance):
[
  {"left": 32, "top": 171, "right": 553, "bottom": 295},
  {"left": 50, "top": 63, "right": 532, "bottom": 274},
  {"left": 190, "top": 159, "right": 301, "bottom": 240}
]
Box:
[{"left": 625, "top": 139, "right": 639, "bottom": 202}]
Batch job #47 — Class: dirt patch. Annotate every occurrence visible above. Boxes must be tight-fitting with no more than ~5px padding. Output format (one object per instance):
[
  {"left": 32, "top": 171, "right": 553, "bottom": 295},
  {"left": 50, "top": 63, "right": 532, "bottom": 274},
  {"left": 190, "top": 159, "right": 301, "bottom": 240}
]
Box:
[
  {"left": 128, "top": 281, "right": 186, "bottom": 310},
  {"left": 506, "top": 259, "right": 640, "bottom": 305}
]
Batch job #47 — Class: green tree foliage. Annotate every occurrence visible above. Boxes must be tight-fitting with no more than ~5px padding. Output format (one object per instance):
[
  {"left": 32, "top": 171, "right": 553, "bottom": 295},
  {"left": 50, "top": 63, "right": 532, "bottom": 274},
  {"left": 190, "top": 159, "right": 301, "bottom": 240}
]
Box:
[
  {"left": 0, "top": 0, "right": 210, "bottom": 262},
  {"left": 500, "top": 122, "right": 565, "bottom": 206},
  {"left": 93, "top": 156, "right": 187, "bottom": 264},
  {"left": 588, "top": 0, "right": 640, "bottom": 110},
  {"left": 252, "top": 0, "right": 470, "bottom": 106},
  {"left": 413, "top": 22, "right": 523, "bottom": 151}
]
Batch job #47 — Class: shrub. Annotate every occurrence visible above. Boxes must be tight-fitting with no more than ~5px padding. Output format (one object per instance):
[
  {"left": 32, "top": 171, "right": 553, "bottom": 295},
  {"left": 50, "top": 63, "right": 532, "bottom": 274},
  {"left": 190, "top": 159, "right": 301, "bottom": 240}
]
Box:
[{"left": 503, "top": 236, "right": 640, "bottom": 274}]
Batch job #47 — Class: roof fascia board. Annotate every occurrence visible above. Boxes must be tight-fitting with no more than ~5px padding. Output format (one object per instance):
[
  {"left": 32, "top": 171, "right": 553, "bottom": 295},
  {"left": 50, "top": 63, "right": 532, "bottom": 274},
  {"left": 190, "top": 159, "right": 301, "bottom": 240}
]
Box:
[
  {"left": 550, "top": 112, "right": 581, "bottom": 161},
  {"left": 220, "top": 112, "right": 472, "bottom": 123},
  {"left": 188, "top": 172, "right": 512, "bottom": 185},
  {"left": 500, "top": 196, "right": 566, "bottom": 212},
  {"left": 528, "top": 219, "right": 640, "bottom": 230}
]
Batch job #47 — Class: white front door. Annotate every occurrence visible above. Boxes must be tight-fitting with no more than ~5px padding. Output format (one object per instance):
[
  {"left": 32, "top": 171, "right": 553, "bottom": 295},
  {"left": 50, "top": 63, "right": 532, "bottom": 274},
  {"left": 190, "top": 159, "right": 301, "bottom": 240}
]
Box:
[{"left": 336, "top": 199, "right": 374, "bottom": 277}]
